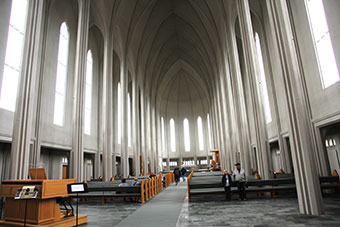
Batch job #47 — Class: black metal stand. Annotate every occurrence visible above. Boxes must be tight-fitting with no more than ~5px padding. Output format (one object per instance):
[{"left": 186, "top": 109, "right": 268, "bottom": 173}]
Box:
[
  {"left": 24, "top": 199, "right": 28, "bottom": 227},
  {"left": 76, "top": 193, "right": 79, "bottom": 227}
]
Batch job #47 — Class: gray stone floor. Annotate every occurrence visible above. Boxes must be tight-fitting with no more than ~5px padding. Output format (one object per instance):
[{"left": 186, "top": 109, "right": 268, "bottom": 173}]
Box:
[
  {"left": 78, "top": 199, "right": 142, "bottom": 227},
  {"left": 76, "top": 189, "right": 340, "bottom": 227},
  {"left": 178, "top": 194, "right": 340, "bottom": 227}
]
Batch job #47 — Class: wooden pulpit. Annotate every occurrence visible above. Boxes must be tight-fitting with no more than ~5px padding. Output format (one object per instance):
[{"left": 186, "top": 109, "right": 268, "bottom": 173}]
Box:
[
  {"left": 210, "top": 149, "right": 221, "bottom": 171},
  {"left": 0, "top": 169, "right": 87, "bottom": 226}
]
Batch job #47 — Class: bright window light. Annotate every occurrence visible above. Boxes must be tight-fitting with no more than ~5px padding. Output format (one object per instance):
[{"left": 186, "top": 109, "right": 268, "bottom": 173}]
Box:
[
  {"left": 201, "top": 160, "right": 208, "bottom": 165},
  {"left": 0, "top": 0, "right": 28, "bottom": 111},
  {"left": 128, "top": 93, "right": 131, "bottom": 147},
  {"left": 84, "top": 50, "right": 93, "bottom": 135},
  {"left": 169, "top": 161, "right": 177, "bottom": 167},
  {"left": 170, "top": 118, "right": 176, "bottom": 152},
  {"left": 53, "top": 22, "right": 69, "bottom": 126},
  {"left": 207, "top": 114, "right": 212, "bottom": 149},
  {"left": 117, "top": 82, "right": 121, "bottom": 144},
  {"left": 306, "top": 0, "right": 339, "bottom": 88},
  {"left": 183, "top": 118, "right": 190, "bottom": 152},
  {"left": 255, "top": 33, "right": 272, "bottom": 124},
  {"left": 197, "top": 116, "right": 204, "bottom": 150},
  {"left": 329, "top": 139, "right": 333, "bottom": 146}
]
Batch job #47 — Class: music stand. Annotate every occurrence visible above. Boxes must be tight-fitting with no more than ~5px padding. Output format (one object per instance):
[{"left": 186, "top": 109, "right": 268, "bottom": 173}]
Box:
[
  {"left": 29, "top": 168, "right": 47, "bottom": 180},
  {"left": 67, "top": 183, "right": 88, "bottom": 227}
]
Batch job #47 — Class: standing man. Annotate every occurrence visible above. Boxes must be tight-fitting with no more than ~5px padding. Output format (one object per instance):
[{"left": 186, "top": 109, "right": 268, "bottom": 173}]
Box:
[
  {"left": 232, "top": 162, "right": 247, "bottom": 200},
  {"left": 173, "top": 167, "right": 181, "bottom": 185},
  {"left": 180, "top": 166, "right": 187, "bottom": 182},
  {"left": 221, "top": 169, "right": 232, "bottom": 201}
]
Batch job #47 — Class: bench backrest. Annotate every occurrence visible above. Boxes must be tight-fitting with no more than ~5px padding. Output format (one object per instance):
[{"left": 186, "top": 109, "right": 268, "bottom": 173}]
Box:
[
  {"left": 319, "top": 176, "right": 339, "bottom": 183},
  {"left": 116, "top": 186, "right": 141, "bottom": 193}
]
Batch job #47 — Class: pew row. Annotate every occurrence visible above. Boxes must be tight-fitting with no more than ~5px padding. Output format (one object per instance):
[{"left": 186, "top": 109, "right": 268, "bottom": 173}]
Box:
[
  {"left": 187, "top": 172, "right": 340, "bottom": 202},
  {"left": 73, "top": 174, "right": 164, "bottom": 204}
]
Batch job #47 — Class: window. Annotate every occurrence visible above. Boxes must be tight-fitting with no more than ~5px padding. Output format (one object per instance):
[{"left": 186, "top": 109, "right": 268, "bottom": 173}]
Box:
[
  {"left": 306, "top": 0, "right": 339, "bottom": 88},
  {"left": 62, "top": 157, "right": 68, "bottom": 164},
  {"left": 207, "top": 114, "right": 212, "bottom": 149},
  {"left": 169, "top": 161, "right": 177, "bottom": 167},
  {"left": 170, "top": 118, "right": 176, "bottom": 152},
  {"left": 197, "top": 116, "right": 204, "bottom": 150},
  {"left": 329, "top": 139, "right": 333, "bottom": 146},
  {"left": 161, "top": 117, "right": 165, "bottom": 155},
  {"left": 325, "top": 140, "right": 329, "bottom": 147},
  {"left": 128, "top": 93, "right": 131, "bottom": 147},
  {"left": 201, "top": 160, "right": 208, "bottom": 165},
  {"left": 255, "top": 32, "right": 272, "bottom": 124},
  {"left": 0, "top": 0, "right": 28, "bottom": 111},
  {"left": 162, "top": 162, "right": 167, "bottom": 167},
  {"left": 84, "top": 50, "right": 93, "bottom": 135},
  {"left": 183, "top": 118, "right": 190, "bottom": 152},
  {"left": 117, "top": 83, "right": 121, "bottom": 144},
  {"left": 53, "top": 22, "right": 69, "bottom": 126},
  {"left": 183, "top": 160, "right": 195, "bottom": 166}
]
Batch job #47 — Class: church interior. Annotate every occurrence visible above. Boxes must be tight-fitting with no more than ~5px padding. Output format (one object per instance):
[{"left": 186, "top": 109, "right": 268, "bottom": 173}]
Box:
[{"left": 0, "top": 0, "right": 340, "bottom": 226}]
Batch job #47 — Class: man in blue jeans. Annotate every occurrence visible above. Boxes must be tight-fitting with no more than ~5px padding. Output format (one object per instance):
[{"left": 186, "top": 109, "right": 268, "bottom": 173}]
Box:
[
  {"left": 180, "top": 166, "right": 187, "bottom": 182},
  {"left": 232, "top": 162, "right": 247, "bottom": 201}
]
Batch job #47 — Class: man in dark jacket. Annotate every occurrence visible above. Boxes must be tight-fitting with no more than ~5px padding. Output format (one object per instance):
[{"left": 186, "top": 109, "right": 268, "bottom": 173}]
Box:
[
  {"left": 221, "top": 169, "right": 232, "bottom": 201},
  {"left": 180, "top": 166, "right": 187, "bottom": 182},
  {"left": 173, "top": 167, "right": 181, "bottom": 185}
]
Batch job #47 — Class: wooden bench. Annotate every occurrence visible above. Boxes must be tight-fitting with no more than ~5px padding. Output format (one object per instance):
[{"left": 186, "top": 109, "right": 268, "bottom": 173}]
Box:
[
  {"left": 71, "top": 180, "right": 146, "bottom": 204},
  {"left": 187, "top": 172, "right": 340, "bottom": 202},
  {"left": 73, "top": 174, "right": 165, "bottom": 204}
]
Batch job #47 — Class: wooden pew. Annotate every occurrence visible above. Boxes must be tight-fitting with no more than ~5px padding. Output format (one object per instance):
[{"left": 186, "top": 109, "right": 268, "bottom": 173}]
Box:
[
  {"left": 73, "top": 180, "right": 146, "bottom": 204},
  {"left": 187, "top": 172, "right": 340, "bottom": 202}
]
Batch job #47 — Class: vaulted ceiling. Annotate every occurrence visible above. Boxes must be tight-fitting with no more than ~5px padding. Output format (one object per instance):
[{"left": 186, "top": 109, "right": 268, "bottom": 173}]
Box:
[{"left": 90, "top": 0, "right": 247, "bottom": 117}]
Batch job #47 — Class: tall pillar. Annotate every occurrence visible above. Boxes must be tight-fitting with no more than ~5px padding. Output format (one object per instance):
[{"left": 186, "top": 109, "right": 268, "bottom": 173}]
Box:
[
  {"left": 236, "top": 0, "right": 271, "bottom": 179},
  {"left": 267, "top": 0, "right": 324, "bottom": 215},
  {"left": 215, "top": 73, "right": 229, "bottom": 171},
  {"left": 150, "top": 105, "right": 156, "bottom": 173},
  {"left": 10, "top": 0, "right": 46, "bottom": 179},
  {"left": 71, "top": 0, "right": 90, "bottom": 182},
  {"left": 226, "top": 17, "right": 252, "bottom": 175},
  {"left": 140, "top": 90, "right": 147, "bottom": 174},
  {"left": 101, "top": 34, "right": 113, "bottom": 181},
  {"left": 120, "top": 63, "right": 128, "bottom": 177},
  {"left": 132, "top": 77, "right": 140, "bottom": 176}
]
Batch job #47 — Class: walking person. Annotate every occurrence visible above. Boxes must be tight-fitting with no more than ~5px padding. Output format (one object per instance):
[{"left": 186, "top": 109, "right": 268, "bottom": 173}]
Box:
[
  {"left": 232, "top": 162, "right": 247, "bottom": 201},
  {"left": 173, "top": 167, "right": 181, "bottom": 185},
  {"left": 180, "top": 166, "right": 187, "bottom": 182},
  {"left": 221, "top": 169, "right": 232, "bottom": 201}
]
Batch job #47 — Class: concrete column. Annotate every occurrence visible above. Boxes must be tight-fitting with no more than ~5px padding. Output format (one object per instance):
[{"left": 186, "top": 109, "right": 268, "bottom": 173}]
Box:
[
  {"left": 120, "top": 63, "right": 128, "bottom": 177},
  {"left": 236, "top": 0, "right": 271, "bottom": 179},
  {"left": 30, "top": 1, "right": 48, "bottom": 172},
  {"left": 9, "top": 0, "right": 46, "bottom": 179},
  {"left": 101, "top": 34, "right": 113, "bottom": 181},
  {"left": 140, "top": 90, "right": 147, "bottom": 174},
  {"left": 150, "top": 106, "right": 157, "bottom": 173},
  {"left": 266, "top": 0, "right": 324, "bottom": 215},
  {"left": 132, "top": 77, "right": 140, "bottom": 176},
  {"left": 145, "top": 96, "right": 151, "bottom": 173},
  {"left": 71, "top": 0, "right": 90, "bottom": 182},
  {"left": 226, "top": 18, "right": 252, "bottom": 175},
  {"left": 95, "top": 71, "right": 103, "bottom": 178},
  {"left": 215, "top": 75, "right": 228, "bottom": 170}
]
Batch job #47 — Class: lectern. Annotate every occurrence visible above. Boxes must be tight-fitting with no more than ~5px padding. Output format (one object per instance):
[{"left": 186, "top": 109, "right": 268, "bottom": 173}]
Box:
[
  {"left": 210, "top": 149, "right": 221, "bottom": 171},
  {"left": 0, "top": 169, "right": 87, "bottom": 226}
]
